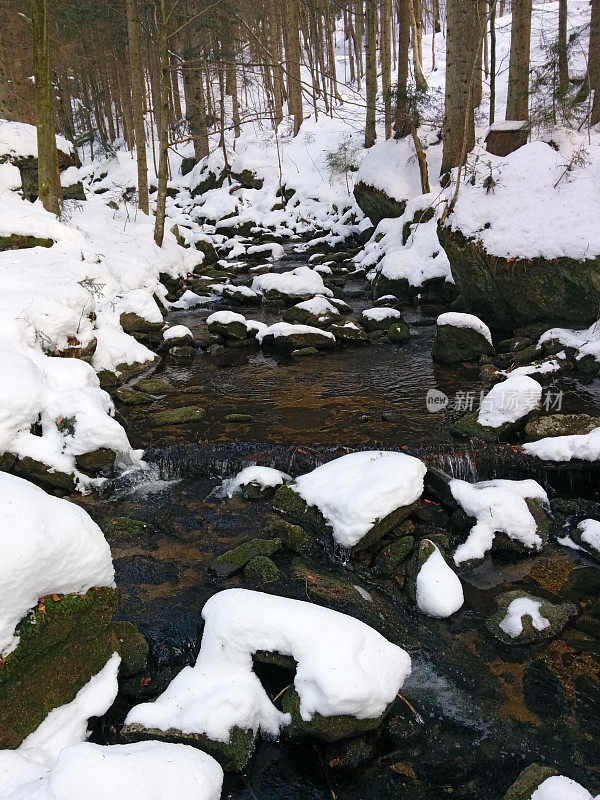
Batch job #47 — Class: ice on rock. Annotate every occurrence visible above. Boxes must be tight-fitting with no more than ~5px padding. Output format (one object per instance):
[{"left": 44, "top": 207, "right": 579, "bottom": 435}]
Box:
[
  {"left": 292, "top": 451, "right": 426, "bottom": 548},
  {"left": 477, "top": 374, "right": 542, "bottom": 428},
  {"left": 0, "top": 472, "right": 115, "bottom": 656},
  {"left": 498, "top": 597, "right": 550, "bottom": 639},
  {"left": 450, "top": 478, "right": 548, "bottom": 565},
  {"left": 126, "top": 589, "right": 411, "bottom": 742},
  {"left": 416, "top": 543, "right": 464, "bottom": 618},
  {"left": 436, "top": 312, "right": 492, "bottom": 344}
]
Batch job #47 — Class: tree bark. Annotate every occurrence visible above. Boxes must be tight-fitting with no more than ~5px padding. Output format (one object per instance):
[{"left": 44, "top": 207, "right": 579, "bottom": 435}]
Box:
[
  {"left": 282, "top": 0, "right": 303, "bottom": 135},
  {"left": 394, "top": 0, "right": 411, "bottom": 138},
  {"left": 126, "top": 0, "right": 149, "bottom": 214},
  {"left": 31, "top": 0, "right": 61, "bottom": 215},
  {"left": 269, "top": 0, "right": 284, "bottom": 126},
  {"left": 364, "top": 0, "right": 377, "bottom": 147},
  {"left": 154, "top": 0, "right": 170, "bottom": 246},
  {"left": 441, "top": 0, "right": 480, "bottom": 176},
  {"left": 489, "top": 0, "right": 496, "bottom": 124},
  {"left": 590, "top": 0, "right": 600, "bottom": 123},
  {"left": 506, "top": 0, "right": 532, "bottom": 120},
  {"left": 381, "top": 0, "right": 392, "bottom": 138},
  {"left": 557, "top": 0, "right": 569, "bottom": 97}
]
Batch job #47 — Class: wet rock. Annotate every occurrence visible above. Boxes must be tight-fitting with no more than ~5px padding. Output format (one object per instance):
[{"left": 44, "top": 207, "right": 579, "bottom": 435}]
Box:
[
  {"left": 98, "top": 360, "right": 153, "bottom": 389},
  {"left": 360, "top": 308, "right": 405, "bottom": 333},
  {"left": 388, "top": 321, "right": 411, "bottom": 343},
  {"left": 432, "top": 324, "right": 494, "bottom": 364},
  {"left": 210, "top": 537, "right": 282, "bottom": 577},
  {"left": 451, "top": 411, "right": 515, "bottom": 441},
  {"left": 243, "top": 555, "right": 280, "bottom": 584},
  {"left": 261, "top": 328, "right": 335, "bottom": 352},
  {"left": 574, "top": 675, "right": 600, "bottom": 736},
  {"left": 12, "top": 456, "right": 75, "bottom": 492},
  {"left": 291, "top": 347, "right": 320, "bottom": 357},
  {"left": 0, "top": 587, "right": 118, "bottom": 747},
  {"left": 151, "top": 405, "right": 204, "bottom": 426},
  {"left": 102, "top": 517, "right": 154, "bottom": 539},
  {"left": 119, "top": 312, "right": 163, "bottom": 336},
  {"left": 353, "top": 181, "right": 406, "bottom": 226},
  {"left": 485, "top": 590, "right": 577, "bottom": 645},
  {"left": 168, "top": 345, "right": 195, "bottom": 360},
  {"left": 135, "top": 377, "right": 171, "bottom": 394},
  {"left": 112, "top": 621, "right": 150, "bottom": 678},
  {"left": 265, "top": 516, "right": 319, "bottom": 558},
  {"left": 500, "top": 763, "right": 558, "bottom": 800},
  {"left": 120, "top": 722, "right": 255, "bottom": 772},
  {"left": 75, "top": 447, "right": 116, "bottom": 473},
  {"left": 328, "top": 318, "right": 369, "bottom": 344},
  {"left": 496, "top": 336, "right": 533, "bottom": 354},
  {"left": 522, "top": 660, "right": 569, "bottom": 720},
  {"left": 524, "top": 413, "right": 599, "bottom": 442},
  {"left": 207, "top": 315, "right": 248, "bottom": 341},
  {"left": 325, "top": 735, "right": 378, "bottom": 769},
  {"left": 373, "top": 536, "right": 414, "bottom": 577},
  {"left": 280, "top": 686, "right": 391, "bottom": 742},
  {"left": 114, "top": 387, "right": 154, "bottom": 405}
]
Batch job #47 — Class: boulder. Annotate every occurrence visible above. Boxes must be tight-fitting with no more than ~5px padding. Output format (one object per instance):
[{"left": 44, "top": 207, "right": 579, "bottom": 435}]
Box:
[
  {"left": 328, "top": 319, "right": 369, "bottom": 344},
  {"left": 524, "top": 413, "right": 599, "bottom": 442},
  {"left": 485, "top": 590, "right": 577, "bottom": 645},
  {"left": 439, "top": 225, "right": 600, "bottom": 328},
  {"left": 353, "top": 181, "right": 406, "bottom": 226},
  {"left": 75, "top": 447, "right": 116, "bottom": 473},
  {"left": 432, "top": 324, "right": 494, "bottom": 364},
  {"left": 388, "top": 320, "right": 411, "bottom": 343},
  {"left": 500, "top": 764, "right": 558, "bottom": 800},
  {"left": 210, "top": 537, "right": 282, "bottom": 577},
  {"left": 119, "top": 312, "right": 163, "bottom": 336},
  {"left": 373, "top": 536, "right": 414, "bottom": 577},
  {"left": 260, "top": 324, "right": 335, "bottom": 352},
  {"left": 206, "top": 312, "right": 249, "bottom": 341}
]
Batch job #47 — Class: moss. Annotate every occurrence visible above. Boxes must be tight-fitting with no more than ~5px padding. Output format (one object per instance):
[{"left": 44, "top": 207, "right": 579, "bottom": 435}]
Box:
[
  {"left": 168, "top": 345, "right": 195, "bottom": 360},
  {"left": 280, "top": 687, "right": 390, "bottom": 742},
  {"left": 524, "top": 413, "right": 599, "bottom": 442},
  {"left": 486, "top": 590, "right": 578, "bottom": 646},
  {"left": 119, "top": 312, "right": 163, "bottom": 334},
  {"left": 225, "top": 413, "right": 253, "bottom": 423},
  {"left": 114, "top": 388, "right": 154, "bottom": 405},
  {"left": 103, "top": 516, "right": 154, "bottom": 539},
  {"left": 451, "top": 411, "right": 514, "bottom": 442},
  {"left": 373, "top": 536, "right": 414, "bottom": 577},
  {"left": 151, "top": 405, "right": 204, "bottom": 426},
  {"left": 265, "top": 516, "right": 319, "bottom": 558},
  {"left": 211, "top": 538, "right": 282, "bottom": 577},
  {"left": 388, "top": 321, "right": 410, "bottom": 343},
  {"left": 230, "top": 168, "right": 264, "bottom": 190},
  {"left": 353, "top": 181, "right": 406, "bottom": 226},
  {"left": 13, "top": 456, "right": 75, "bottom": 491},
  {"left": 75, "top": 448, "right": 116, "bottom": 473},
  {"left": 0, "top": 234, "right": 54, "bottom": 250},
  {"left": 439, "top": 225, "right": 600, "bottom": 328},
  {"left": 244, "top": 555, "right": 280, "bottom": 584},
  {"left": 404, "top": 539, "right": 438, "bottom": 604},
  {"left": 135, "top": 377, "right": 171, "bottom": 394},
  {"left": 98, "top": 361, "right": 153, "bottom": 389},
  {"left": 120, "top": 723, "right": 255, "bottom": 772},
  {"left": 432, "top": 324, "right": 495, "bottom": 364},
  {"left": 111, "top": 621, "right": 149, "bottom": 677},
  {"left": 501, "top": 764, "right": 558, "bottom": 800},
  {"left": 0, "top": 587, "right": 118, "bottom": 747},
  {"left": 207, "top": 318, "right": 248, "bottom": 341}
]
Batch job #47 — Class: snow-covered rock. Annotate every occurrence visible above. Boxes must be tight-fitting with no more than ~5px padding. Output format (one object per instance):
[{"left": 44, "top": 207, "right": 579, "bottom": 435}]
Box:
[
  {"left": 437, "top": 313, "right": 492, "bottom": 344},
  {"left": 500, "top": 597, "right": 550, "bottom": 638},
  {"left": 252, "top": 266, "right": 332, "bottom": 304},
  {"left": 125, "top": 589, "right": 411, "bottom": 746},
  {"left": 257, "top": 321, "right": 335, "bottom": 351},
  {"left": 523, "top": 426, "right": 600, "bottom": 462},
  {"left": 284, "top": 295, "right": 342, "bottom": 327},
  {"left": 529, "top": 775, "right": 594, "bottom": 800},
  {"left": 222, "top": 466, "right": 291, "bottom": 499},
  {"left": 477, "top": 374, "right": 542, "bottom": 429},
  {"left": 450, "top": 478, "right": 549, "bottom": 565},
  {"left": 433, "top": 312, "right": 494, "bottom": 364},
  {"left": 414, "top": 541, "right": 464, "bottom": 618}
]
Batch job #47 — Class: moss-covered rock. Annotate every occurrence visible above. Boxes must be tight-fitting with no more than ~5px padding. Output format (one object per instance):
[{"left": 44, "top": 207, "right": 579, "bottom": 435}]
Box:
[
  {"left": 230, "top": 168, "right": 264, "bottom": 190},
  {"left": 98, "top": 360, "right": 153, "bottom": 389},
  {"left": 404, "top": 539, "right": 438, "bottom": 604},
  {"left": 439, "top": 225, "right": 600, "bottom": 328},
  {"left": 265, "top": 516, "right": 319, "bottom": 558},
  {"left": 373, "top": 536, "right": 414, "bottom": 577},
  {"left": 388, "top": 320, "right": 411, "bottom": 343},
  {"left": 0, "top": 234, "right": 54, "bottom": 251},
  {"left": 63, "top": 181, "right": 86, "bottom": 201},
  {"left": 500, "top": 764, "right": 558, "bottom": 800},
  {"left": 280, "top": 686, "right": 390, "bottom": 742},
  {"left": 168, "top": 345, "right": 195, "bottom": 360},
  {"left": 432, "top": 324, "right": 494, "bottom": 364},
  {"left": 12, "top": 456, "right": 76, "bottom": 492},
  {"left": 135, "top": 377, "right": 171, "bottom": 394},
  {"left": 353, "top": 181, "right": 406, "bottom": 226},
  {"left": 75, "top": 448, "right": 116, "bottom": 473},
  {"left": 151, "top": 405, "right": 205, "bottom": 426},
  {"left": 112, "top": 621, "right": 149, "bottom": 677},
  {"left": 207, "top": 316, "right": 248, "bottom": 341},
  {"left": 114, "top": 387, "right": 154, "bottom": 405},
  {"left": 244, "top": 555, "right": 280, "bottom": 583},
  {"left": 485, "top": 590, "right": 578, "bottom": 646},
  {"left": 120, "top": 722, "right": 255, "bottom": 772},
  {"left": 225, "top": 413, "right": 253, "bottom": 424},
  {"left": 194, "top": 238, "right": 219, "bottom": 265},
  {"left": 210, "top": 537, "right": 282, "bottom": 577},
  {"left": 119, "top": 312, "right": 163, "bottom": 335},
  {"left": 524, "top": 413, "right": 599, "bottom": 442},
  {"left": 102, "top": 516, "right": 155, "bottom": 539},
  {"left": 451, "top": 411, "right": 515, "bottom": 441},
  {"left": 261, "top": 329, "right": 335, "bottom": 352},
  {"left": 0, "top": 587, "right": 118, "bottom": 748},
  {"left": 283, "top": 304, "right": 339, "bottom": 329},
  {"left": 328, "top": 319, "right": 369, "bottom": 345}
]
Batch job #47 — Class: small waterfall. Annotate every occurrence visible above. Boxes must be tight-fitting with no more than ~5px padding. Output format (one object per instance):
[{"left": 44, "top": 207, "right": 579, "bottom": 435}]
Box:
[{"left": 434, "top": 449, "right": 479, "bottom": 482}]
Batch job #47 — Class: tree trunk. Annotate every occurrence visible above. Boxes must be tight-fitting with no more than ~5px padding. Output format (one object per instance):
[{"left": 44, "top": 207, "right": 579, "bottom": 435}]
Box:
[
  {"left": 557, "top": 0, "right": 569, "bottom": 97},
  {"left": 409, "top": 0, "right": 428, "bottom": 91},
  {"left": 154, "top": 0, "right": 170, "bottom": 246},
  {"left": 590, "top": 0, "right": 600, "bottom": 123},
  {"left": 489, "top": 0, "right": 496, "bottom": 124},
  {"left": 364, "top": 0, "right": 377, "bottom": 147},
  {"left": 269, "top": 0, "right": 284, "bottom": 126},
  {"left": 31, "top": 0, "right": 61, "bottom": 215},
  {"left": 440, "top": 0, "right": 480, "bottom": 176},
  {"left": 506, "top": 0, "right": 532, "bottom": 120},
  {"left": 283, "top": 0, "right": 303, "bottom": 135},
  {"left": 381, "top": 0, "right": 392, "bottom": 138},
  {"left": 126, "top": 0, "right": 149, "bottom": 214},
  {"left": 394, "top": 0, "right": 411, "bottom": 138}
]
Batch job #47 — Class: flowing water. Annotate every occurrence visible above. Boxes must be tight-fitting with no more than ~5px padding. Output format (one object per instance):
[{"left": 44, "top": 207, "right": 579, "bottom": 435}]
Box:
[{"left": 77, "top": 252, "right": 600, "bottom": 799}]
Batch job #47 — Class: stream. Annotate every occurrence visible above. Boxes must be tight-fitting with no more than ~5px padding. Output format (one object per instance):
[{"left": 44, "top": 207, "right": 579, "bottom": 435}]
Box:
[{"left": 73, "top": 250, "right": 599, "bottom": 799}]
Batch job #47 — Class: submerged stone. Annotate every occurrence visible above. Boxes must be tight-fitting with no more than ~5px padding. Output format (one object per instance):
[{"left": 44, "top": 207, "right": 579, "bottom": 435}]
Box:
[
  {"left": 111, "top": 621, "right": 149, "bottom": 677},
  {"left": 151, "top": 405, "right": 205, "bottom": 426}
]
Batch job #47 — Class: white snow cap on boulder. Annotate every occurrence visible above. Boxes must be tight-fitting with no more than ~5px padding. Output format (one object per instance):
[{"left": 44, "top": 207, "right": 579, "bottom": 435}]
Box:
[
  {"left": 450, "top": 478, "right": 548, "bottom": 565},
  {"left": 498, "top": 597, "right": 550, "bottom": 639},
  {"left": 223, "top": 465, "right": 291, "bottom": 497},
  {"left": 126, "top": 589, "right": 411, "bottom": 742},
  {"left": 436, "top": 312, "right": 492, "bottom": 345},
  {"left": 477, "top": 374, "right": 542, "bottom": 428},
  {"left": 416, "top": 542, "right": 464, "bottom": 618},
  {"left": 251, "top": 266, "right": 332, "bottom": 298},
  {"left": 292, "top": 450, "right": 427, "bottom": 548},
  {"left": 529, "top": 775, "right": 594, "bottom": 800},
  {"left": 0, "top": 472, "right": 115, "bottom": 656}
]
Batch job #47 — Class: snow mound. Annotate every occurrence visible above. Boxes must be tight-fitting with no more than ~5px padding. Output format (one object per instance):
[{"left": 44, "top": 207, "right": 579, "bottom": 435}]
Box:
[
  {"left": 252, "top": 266, "right": 332, "bottom": 299},
  {"left": 126, "top": 589, "right": 411, "bottom": 741},
  {"left": 450, "top": 478, "right": 548, "bottom": 565},
  {"left": 437, "top": 312, "right": 492, "bottom": 344},
  {"left": 222, "top": 466, "right": 291, "bottom": 497},
  {"left": 292, "top": 451, "right": 426, "bottom": 547},
  {"left": 355, "top": 137, "right": 422, "bottom": 202},
  {"left": 577, "top": 519, "right": 600, "bottom": 554},
  {"left": 4, "top": 741, "right": 223, "bottom": 800},
  {"left": 0, "top": 472, "right": 115, "bottom": 656},
  {"left": 530, "top": 775, "right": 593, "bottom": 800},
  {"left": 499, "top": 597, "right": 550, "bottom": 638},
  {"left": 163, "top": 325, "right": 193, "bottom": 341},
  {"left": 362, "top": 307, "right": 402, "bottom": 322},
  {"left": 523, "top": 426, "right": 600, "bottom": 462},
  {"left": 477, "top": 374, "right": 542, "bottom": 428},
  {"left": 416, "top": 543, "right": 464, "bottom": 618},
  {"left": 293, "top": 295, "right": 341, "bottom": 317},
  {"left": 0, "top": 120, "right": 73, "bottom": 159}
]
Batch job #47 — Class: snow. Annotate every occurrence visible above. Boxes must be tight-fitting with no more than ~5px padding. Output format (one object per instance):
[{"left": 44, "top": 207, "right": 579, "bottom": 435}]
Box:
[
  {"left": 222, "top": 466, "right": 291, "bottom": 497},
  {"left": 252, "top": 266, "right": 333, "bottom": 299},
  {"left": 293, "top": 295, "right": 341, "bottom": 317},
  {"left": 0, "top": 472, "right": 115, "bottom": 656},
  {"left": 2, "top": 742, "right": 223, "bottom": 800},
  {"left": 436, "top": 313, "right": 492, "bottom": 344},
  {"left": 523, "top": 426, "right": 600, "bottom": 462},
  {"left": 206, "top": 310, "right": 246, "bottom": 326},
  {"left": 354, "top": 137, "right": 422, "bottom": 203},
  {"left": 577, "top": 519, "right": 600, "bottom": 554},
  {"left": 538, "top": 321, "right": 600, "bottom": 364},
  {"left": 477, "top": 374, "right": 542, "bottom": 428},
  {"left": 163, "top": 325, "right": 193, "bottom": 341},
  {"left": 0, "top": 120, "right": 73, "bottom": 159},
  {"left": 247, "top": 242, "right": 284, "bottom": 260},
  {"left": 256, "top": 322, "right": 335, "bottom": 343},
  {"left": 530, "top": 775, "right": 593, "bottom": 800},
  {"left": 292, "top": 451, "right": 426, "bottom": 548},
  {"left": 362, "top": 307, "right": 402, "bottom": 322},
  {"left": 59, "top": 167, "right": 81, "bottom": 188},
  {"left": 0, "top": 163, "right": 21, "bottom": 192},
  {"left": 498, "top": 597, "right": 550, "bottom": 638},
  {"left": 450, "top": 478, "right": 548, "bottom": 565},
  {"left": 415, "top": 543, "right": 464, "bottom": 618},
  {"left": 126, "top": 589, "right": 411, "bottom": 741},
  {"left": 486, "top": 120, "right": 528, "bottom": 133}
]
